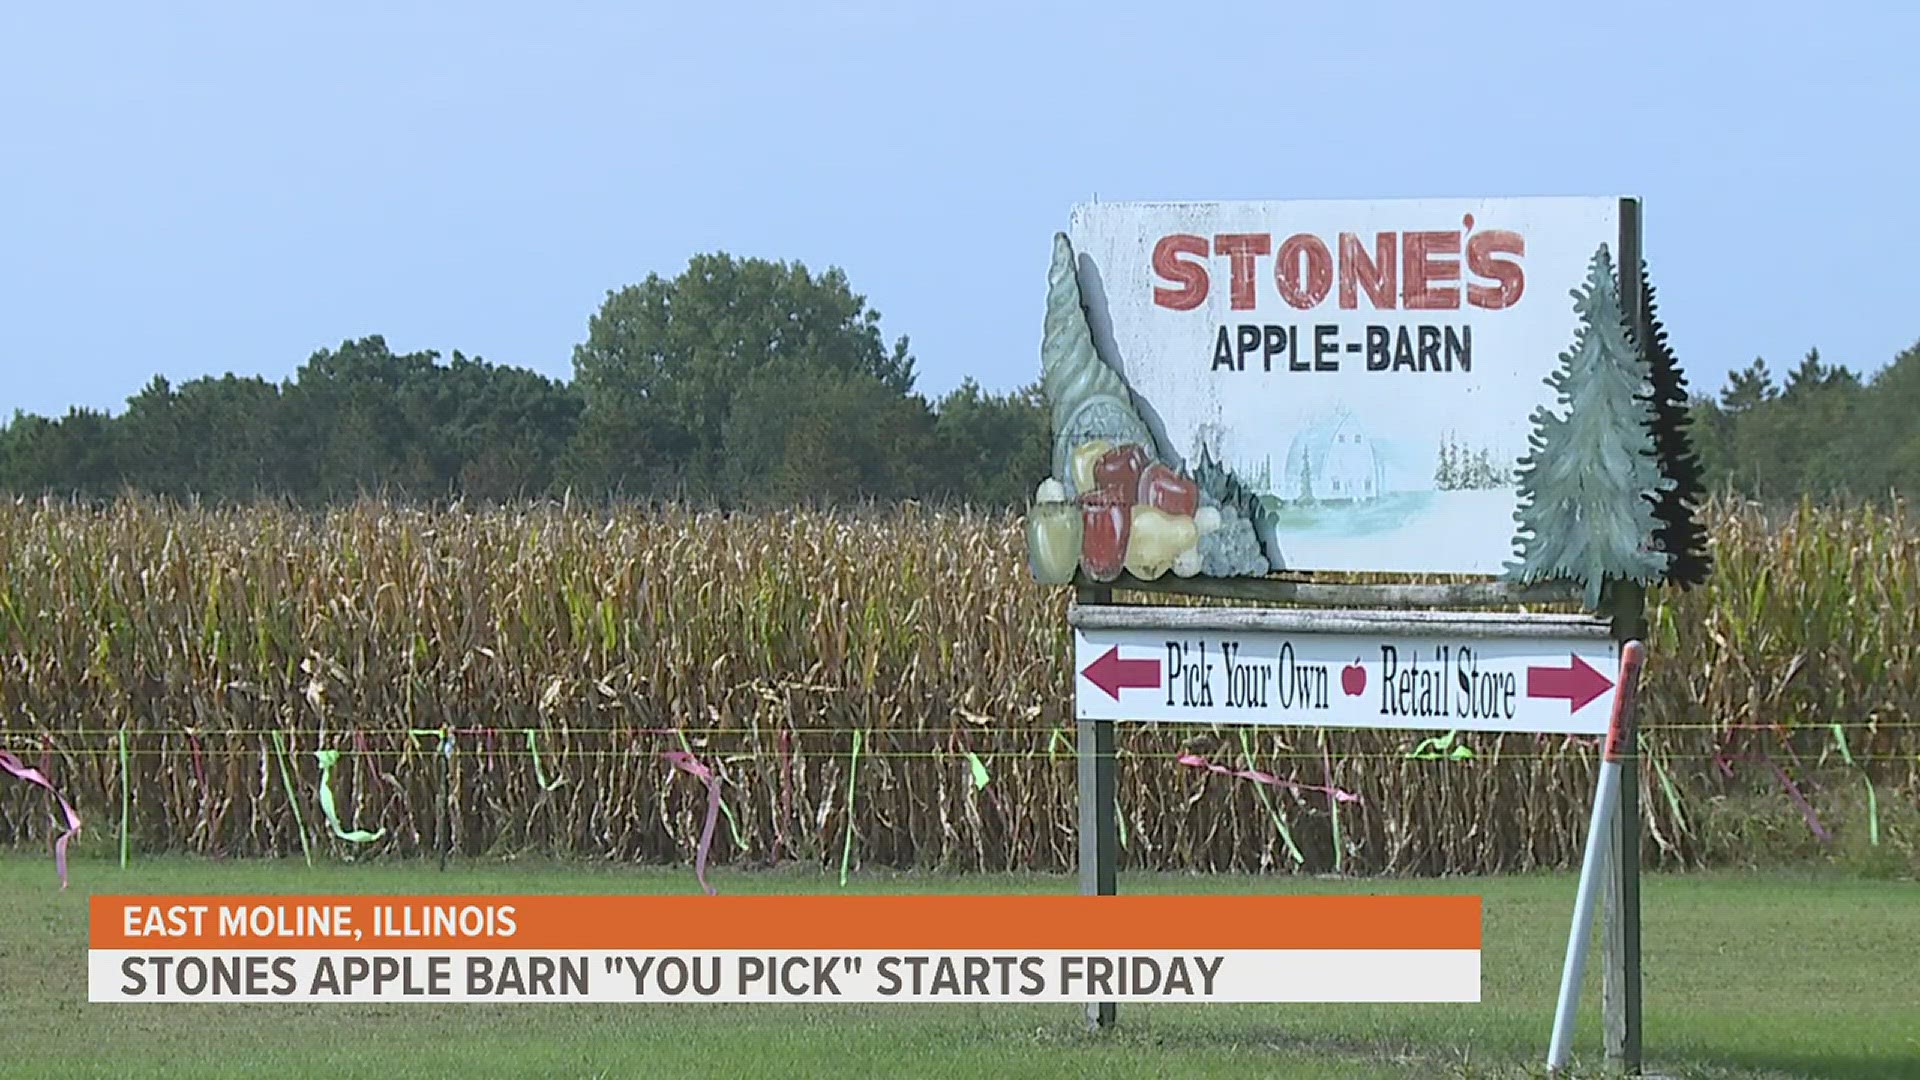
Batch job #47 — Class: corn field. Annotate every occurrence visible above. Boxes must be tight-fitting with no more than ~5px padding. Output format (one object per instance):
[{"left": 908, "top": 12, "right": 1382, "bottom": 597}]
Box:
[{"left": 2, "top": 496, "right": 1916, "bottom": 877}]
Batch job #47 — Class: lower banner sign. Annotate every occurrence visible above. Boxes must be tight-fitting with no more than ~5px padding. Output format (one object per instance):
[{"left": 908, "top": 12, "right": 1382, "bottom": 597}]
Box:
[
  {"left": 1072, "top": 609, "right": 1620, "bottom": 736},
  {"left": 89, "top": 895, "right": 1480, "bottom": 1004}
]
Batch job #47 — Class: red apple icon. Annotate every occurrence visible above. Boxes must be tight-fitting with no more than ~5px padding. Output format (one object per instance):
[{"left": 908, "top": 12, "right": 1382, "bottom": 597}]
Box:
[{"left": 1340, "top": 660, "right": 1366, "bottom": 697}]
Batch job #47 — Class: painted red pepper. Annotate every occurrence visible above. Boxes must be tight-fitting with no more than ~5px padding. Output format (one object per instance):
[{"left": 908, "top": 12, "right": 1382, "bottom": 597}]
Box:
[
  {"left": 1092, "top": 444, "right": 1149, "bottom": 504},
  {"left": 1079, "top": 492, "right": 1131, "bottom": 582},
  {"left": 1137, "top": 463, "right": 1198, "bottom": 517}
]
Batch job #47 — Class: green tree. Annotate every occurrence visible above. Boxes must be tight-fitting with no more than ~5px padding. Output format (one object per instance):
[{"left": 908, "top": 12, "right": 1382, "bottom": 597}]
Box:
[
  {"left": 721, "top": 366, "right": 935, "bottom": 507},
  {"left": 1507, "top": 244, "right": 1670, "bottom": 610},
  {"left": 569, "top": 253, "right": 915, "bottom": 499},
  {"left": 1851, "top": 340, "right": 1920, "bottom": 497},
  {"left": 928, "top": 379, "right": 1050, "bottom": 507},
  {"left": 0, "top": 407, "right": 125, "bottom": 498},
  {"left": 1721, "top": 357, "right": 1777, "bottom": 412}
]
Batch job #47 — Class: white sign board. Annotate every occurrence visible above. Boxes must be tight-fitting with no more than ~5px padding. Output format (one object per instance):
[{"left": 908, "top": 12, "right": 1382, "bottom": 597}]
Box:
[
  {"left": 1066, "top": 196, "right": 1627, "bottom": 576},
  {"left": 1073, "top": 624, "right": 1618, "bottom": 736}
]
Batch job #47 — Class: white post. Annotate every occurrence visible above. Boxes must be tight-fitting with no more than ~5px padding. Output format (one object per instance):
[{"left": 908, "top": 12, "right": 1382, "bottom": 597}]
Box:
[{"left": 1547, "top": 640, "right": 1646, "bottom": 1074}]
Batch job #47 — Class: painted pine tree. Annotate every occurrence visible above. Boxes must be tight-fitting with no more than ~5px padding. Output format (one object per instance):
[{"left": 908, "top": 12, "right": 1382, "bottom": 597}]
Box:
[
  {"left": 1506, "top": 244, "right": 1671, "bottom": 610},
  {"left": 1635, "top": 264, "right": 1713, "bottom": 588}
]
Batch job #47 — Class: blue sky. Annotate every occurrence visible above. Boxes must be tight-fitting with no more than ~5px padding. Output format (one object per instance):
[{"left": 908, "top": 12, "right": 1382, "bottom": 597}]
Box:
[{"left": 3, "top": 3, "right": 1915, "bottom": 419}]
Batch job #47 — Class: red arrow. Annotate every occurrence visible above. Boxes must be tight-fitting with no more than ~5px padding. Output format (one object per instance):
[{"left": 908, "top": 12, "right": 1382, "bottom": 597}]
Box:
[
  {"left": 1080, "top": 646, "right": 1162, "bottom": 701},
  {"left": 1526, "top": 654, "right": 1614, "bottom": 713}
]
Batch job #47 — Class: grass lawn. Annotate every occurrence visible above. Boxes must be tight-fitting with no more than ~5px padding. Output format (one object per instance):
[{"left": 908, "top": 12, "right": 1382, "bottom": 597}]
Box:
[{"left": 2, "top": 856, "right": 1915, "bottom": 1079}]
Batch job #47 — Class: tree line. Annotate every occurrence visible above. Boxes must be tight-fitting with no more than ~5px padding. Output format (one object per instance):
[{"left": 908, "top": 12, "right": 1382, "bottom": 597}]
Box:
[
  {"left": 3, "top": 250, "right": 1916, "bottom": 509},
  {"left": 0, "top": 254, "right": 1050, "bottom": 509}
]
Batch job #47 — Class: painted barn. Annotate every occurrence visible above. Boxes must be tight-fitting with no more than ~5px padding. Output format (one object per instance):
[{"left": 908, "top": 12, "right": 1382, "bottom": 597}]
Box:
[{"left": 1280, "top": 411, "right": 1387, "bottom": 503}]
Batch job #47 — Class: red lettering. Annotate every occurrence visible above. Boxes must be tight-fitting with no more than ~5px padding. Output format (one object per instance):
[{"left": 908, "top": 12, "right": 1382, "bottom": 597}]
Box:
[
  {"left": 1212, "top": 234, "right": 1270, "bottom": 311},
  {"left": 1403, "top": 231, "right": 1460, "bottom": 310},
  {"left": 1273, "top": 234, "right": 1333, "bottom": 310},
  {"left": 1151, "top": 234, "right": 1210, "bottom": 310},
  {"left": 1338, "top": 232, "right": 1397, "bottom": 310},
  {"left": 1466, "top": 229, "right": 1526, "bottom": 309}
]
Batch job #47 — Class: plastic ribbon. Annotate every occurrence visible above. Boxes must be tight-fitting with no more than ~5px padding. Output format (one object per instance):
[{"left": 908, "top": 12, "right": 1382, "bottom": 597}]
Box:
[
  {"left": 672, "top": 731, "right": 747, "bottom": 852},
  {"left": 1714, "top": 749, "right": 1832, "bottom": 843},
  {"left": 1407, "top": 731, "right": 1475, "bottom": 761},
  {"left": 1236, "top": 730, "right": 1303, "bottom": 865},
  {"left": 525, "top": 729, "right": 566, "bottom": 792},
  {"left": 1766, "top": 756, "right": 1831, "bottom": 843},
  {"left": 1320, "top": 730, "right": 1346, "bottom": 875},
  {"left": 964, "top": 750, "right": 990, "bottom": 790},
  {"left": 313, "top": 749, "right": 386, "bottom": 843},
  {"left": 839, "top": 730, "right": 863, "bottom": 887},
  {"left": 0, "top": 750, "right": 82, "bottom": 888},
  {"left": 1831, "top": 724, "right": 1880, "bottom": 847},
  {"left": 1177, "top": 752, "right": 1361, "bottom": 804},
  {"left": 1047, "top": 728, "right": 1072, "bottom": 760},
  {"left": 661, "top": 749, "right": 720, "bottom": 896},
  {"left": 118, "top": 729, "right": 131, "bottom": 868},
  {"left": 269, "top": 731, "right": 314, "bottom": 867}
]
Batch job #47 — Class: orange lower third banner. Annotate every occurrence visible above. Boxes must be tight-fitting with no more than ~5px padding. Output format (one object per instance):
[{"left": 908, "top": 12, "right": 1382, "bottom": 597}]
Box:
[{"left": 88, "top": 895, "right": 1480, "bottom": 1004}]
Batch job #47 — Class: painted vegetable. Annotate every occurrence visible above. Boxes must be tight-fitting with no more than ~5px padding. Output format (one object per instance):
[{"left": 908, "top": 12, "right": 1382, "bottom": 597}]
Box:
[
  {"left": 1069, "top": 439, "right": 1113, "bottom": 497},
  {"left": 1093, "top": 443, "right": 1149, "bottom": 502},
  {"left": 1172, "top": 546, "right": 1203, "bottom": 578},
  {"left": 1124, "top": 506, "right": 1199, "bottom": 581},
  {"left": 1025, "top": 500, "right": 1083, "bottom": 585},
  {"left": 1138, "top": 463, "right": 1198, "bottom": 517},
  {"left": 1079, "top": 494, "right": 1131, "bottom": 582}
]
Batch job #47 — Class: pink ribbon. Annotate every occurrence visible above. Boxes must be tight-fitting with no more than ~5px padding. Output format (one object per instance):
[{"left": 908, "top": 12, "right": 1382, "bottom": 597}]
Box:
[
  {"left": 1177, "top": 752, "right": 1361, "bottom": 804},
  {"left": 1714, "top": 750, "right": 1830, "bottom": 842},
  {"left": 1, "top": 750, "right": 82, "bottom": 889},
  {"left": 661, "top": 750, "right": 721, "bottom": 896}
]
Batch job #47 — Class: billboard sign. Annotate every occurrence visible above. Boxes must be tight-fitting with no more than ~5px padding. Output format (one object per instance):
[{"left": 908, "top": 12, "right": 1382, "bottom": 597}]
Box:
[{"left": 1025, "top": 196, "right": 1709, "bottom": 611}]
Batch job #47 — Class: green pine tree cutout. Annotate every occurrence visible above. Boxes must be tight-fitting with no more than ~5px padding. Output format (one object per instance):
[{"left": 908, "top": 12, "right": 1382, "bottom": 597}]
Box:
[{"left": 1506, "top": 244, "right": 1671, "bottom": 610}]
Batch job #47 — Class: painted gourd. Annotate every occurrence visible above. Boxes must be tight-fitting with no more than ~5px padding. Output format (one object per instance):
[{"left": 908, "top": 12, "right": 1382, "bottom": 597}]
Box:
[
  {"left": 1124, "top": 506, "right": 1199, "bottom": 581},
  {"left": 1025, "top": 500, "right": 1083, "bottom": 585}
]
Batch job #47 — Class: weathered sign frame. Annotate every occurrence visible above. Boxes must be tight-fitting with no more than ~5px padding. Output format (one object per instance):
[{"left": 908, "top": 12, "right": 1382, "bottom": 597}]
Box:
[{"left": 1060, "top": 199, "right": 1652, "bottom": 1072}]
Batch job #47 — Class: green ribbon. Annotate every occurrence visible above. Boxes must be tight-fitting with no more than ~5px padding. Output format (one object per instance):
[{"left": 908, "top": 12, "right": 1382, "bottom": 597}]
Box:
[
  {"left": 1407, "top": 731, "right": 1474, "bottom": 761},
  {"left": 118, "top": 728, "right": 130, "bottom": 869},
  {"left": 1653, "top": 755, "right": 1689, "bottom": 837},
  {"left": 965, "top": 750, "right": 990, "bottom": 790},
  {"left": 1238, "top": 729, "right": 1304, "bottom": 865},
  {"left": 313, "top": 750, "right": 386, "bottom": 843},
  {"left": 1047, "top": 728, "right": 1072, "bottom": 759},
  {"left": 1832, "top": 724, "right": 1880, "bottom": 847},
  {"left": 270, "top": 731, "right": 314, "bottom": 867},
  {"left": 1319, "top": 729, "right": 1345, "bottom": 875},
  {"left": 526, "top": 729, "right": 566, "bottom": 792},
  {"left": 839, "top": 729, "right": 863, "bottom": 887}
]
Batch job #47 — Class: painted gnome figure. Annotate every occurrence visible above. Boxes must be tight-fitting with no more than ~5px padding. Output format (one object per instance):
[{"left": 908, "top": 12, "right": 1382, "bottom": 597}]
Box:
[{"left": 1506, "top": 244, "right": 1672, "bottom": 610}]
